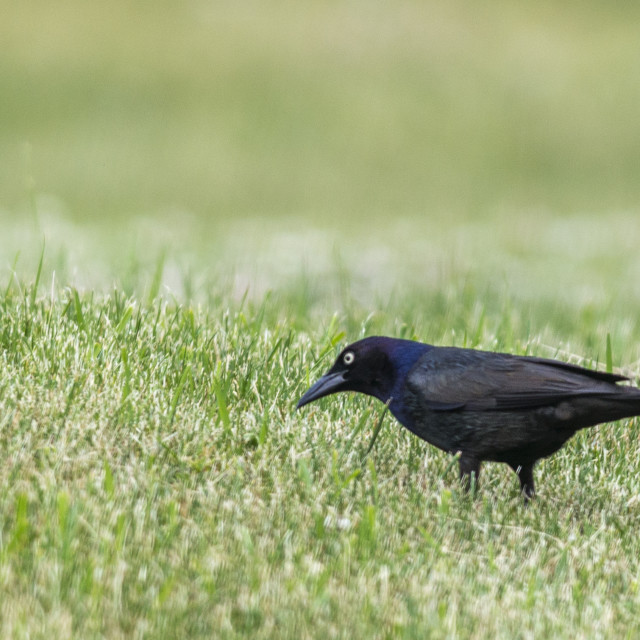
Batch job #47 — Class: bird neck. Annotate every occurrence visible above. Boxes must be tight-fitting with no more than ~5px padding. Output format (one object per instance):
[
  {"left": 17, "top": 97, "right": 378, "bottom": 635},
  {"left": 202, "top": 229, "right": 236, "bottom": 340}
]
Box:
[{"left": 384, "top": 339, "right": 431, "bottom": 425}]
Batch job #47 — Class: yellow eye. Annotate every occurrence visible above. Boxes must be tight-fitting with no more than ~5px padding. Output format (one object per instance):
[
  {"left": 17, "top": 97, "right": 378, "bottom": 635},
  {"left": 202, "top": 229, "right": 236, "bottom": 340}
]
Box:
[{"left": 343, "top": 351, "right": 355, "bottom": 365}]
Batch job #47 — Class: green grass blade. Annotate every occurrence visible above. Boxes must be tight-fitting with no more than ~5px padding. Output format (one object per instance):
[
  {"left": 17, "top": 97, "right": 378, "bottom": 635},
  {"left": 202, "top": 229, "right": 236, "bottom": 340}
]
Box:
[
  {"left": 361, "top": 397, "right": 392, "bottom": 463},
  {"left": 147, "top": 250, "right": 166, "bottom": 305},
  {"left": 212, "top": 369, "right": 231, "bottom": 432},
  {"left": 31, "top": 242, "right": 45, "bottom": 306}
]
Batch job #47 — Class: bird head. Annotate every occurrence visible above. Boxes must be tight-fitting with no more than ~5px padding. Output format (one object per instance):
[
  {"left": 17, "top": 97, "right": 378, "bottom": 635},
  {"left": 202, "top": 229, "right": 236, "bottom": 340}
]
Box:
[{"left": 297, "top": 336, "right": 426, "bottom": 409}]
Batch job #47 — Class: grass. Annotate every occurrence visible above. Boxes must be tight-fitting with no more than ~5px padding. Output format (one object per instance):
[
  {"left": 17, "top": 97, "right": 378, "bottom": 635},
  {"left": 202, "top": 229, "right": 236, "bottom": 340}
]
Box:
[
  {"left": 3, "top": 0, "right": 640, "bottom": 636},
  {"left": 1, "top": 215, "right": 640, "bottom": 638}
]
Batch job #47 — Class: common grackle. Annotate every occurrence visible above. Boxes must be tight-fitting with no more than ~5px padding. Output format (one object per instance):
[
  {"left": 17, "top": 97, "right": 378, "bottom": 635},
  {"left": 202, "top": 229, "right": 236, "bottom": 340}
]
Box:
[{"left": 297, "top": 336, "right": 640, "bottom": 498}]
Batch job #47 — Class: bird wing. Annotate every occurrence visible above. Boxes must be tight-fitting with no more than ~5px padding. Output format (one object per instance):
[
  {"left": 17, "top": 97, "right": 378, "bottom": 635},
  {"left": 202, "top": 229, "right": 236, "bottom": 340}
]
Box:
[{"left": 406, "top": 347, "right": 629, "bottom": 412}]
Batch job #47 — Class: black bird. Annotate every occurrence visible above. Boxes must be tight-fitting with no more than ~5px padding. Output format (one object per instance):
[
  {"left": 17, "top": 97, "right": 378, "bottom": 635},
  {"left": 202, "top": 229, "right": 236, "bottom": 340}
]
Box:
[{"left": 297, "top": 336, "right": 640, "bottom": 498}]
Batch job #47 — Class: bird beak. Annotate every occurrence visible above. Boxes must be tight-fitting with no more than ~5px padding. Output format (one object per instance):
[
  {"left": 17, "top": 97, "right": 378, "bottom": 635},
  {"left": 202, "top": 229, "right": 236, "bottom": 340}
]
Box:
[{"left": 297, "top": 371, "right": 347, "bottom": 409}]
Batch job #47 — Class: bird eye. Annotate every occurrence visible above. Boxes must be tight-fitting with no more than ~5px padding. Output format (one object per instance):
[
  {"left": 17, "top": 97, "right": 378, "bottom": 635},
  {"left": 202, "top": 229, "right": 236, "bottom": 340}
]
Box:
[{"left": 343, "top": 351, "right": 355, "bottom": 366}]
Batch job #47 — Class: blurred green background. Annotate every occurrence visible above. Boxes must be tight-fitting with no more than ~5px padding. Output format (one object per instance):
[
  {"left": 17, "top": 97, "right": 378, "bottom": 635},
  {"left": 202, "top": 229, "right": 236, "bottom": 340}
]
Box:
[
  {"left": 3, "top": 0, "right": 640, "bottom": 224},
  {"left": 3, "top": 0, "right": 640, "bottom": 339}
]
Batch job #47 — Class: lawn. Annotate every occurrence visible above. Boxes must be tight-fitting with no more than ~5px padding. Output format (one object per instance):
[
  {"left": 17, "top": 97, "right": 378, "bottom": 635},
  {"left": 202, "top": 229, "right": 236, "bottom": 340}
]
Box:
[
  {"left": 2, "top": 213, "right": 640, "bottom": 639},
  {"left": 2, "top": 1, "right": 640, "bottom": 638}
]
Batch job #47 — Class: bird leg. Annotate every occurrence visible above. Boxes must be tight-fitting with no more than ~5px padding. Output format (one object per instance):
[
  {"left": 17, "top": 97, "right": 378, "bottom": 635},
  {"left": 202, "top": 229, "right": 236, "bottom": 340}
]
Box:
[
  {"left": 509, "top": 463, "right": 535, "bottom": 501},
  {"left": 458, "top": 454, "right": 481, "bottom": 495}
]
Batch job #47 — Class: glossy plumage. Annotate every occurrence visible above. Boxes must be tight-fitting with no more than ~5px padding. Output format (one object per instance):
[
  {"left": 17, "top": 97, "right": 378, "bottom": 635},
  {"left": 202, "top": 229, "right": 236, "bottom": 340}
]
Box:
[{"left": 297, "top": 336, "right": 640, "bottom": 498}]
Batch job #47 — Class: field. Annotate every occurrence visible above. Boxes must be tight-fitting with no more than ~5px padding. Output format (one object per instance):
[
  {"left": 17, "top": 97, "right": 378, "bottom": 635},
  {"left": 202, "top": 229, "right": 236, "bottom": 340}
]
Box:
[{"left": 2, "top": 1, "right": 640, "bottom": 638}]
